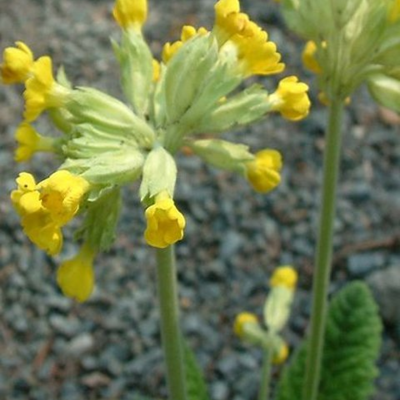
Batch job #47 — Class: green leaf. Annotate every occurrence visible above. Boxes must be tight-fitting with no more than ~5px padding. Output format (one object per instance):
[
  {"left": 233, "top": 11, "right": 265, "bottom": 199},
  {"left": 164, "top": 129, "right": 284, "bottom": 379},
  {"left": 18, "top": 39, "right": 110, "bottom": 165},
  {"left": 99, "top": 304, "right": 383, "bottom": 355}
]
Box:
[
  {"left": 276, "top": 281, "right": 382, "bottom": 400},
  {"left": 183, "top": 341, "right": 211, "bottom": 400}
]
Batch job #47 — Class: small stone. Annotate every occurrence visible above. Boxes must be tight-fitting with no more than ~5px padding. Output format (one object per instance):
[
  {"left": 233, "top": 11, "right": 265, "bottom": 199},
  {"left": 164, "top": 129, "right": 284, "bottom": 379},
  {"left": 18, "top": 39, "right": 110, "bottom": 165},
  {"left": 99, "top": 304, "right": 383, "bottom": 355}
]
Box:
[
  {"left": 50, "top": 315, "right": 81, "bottom": 337},
  {"left": 81, "top": 372, "right": 111, "bottom": 388},
  {"left": 67, "top": 333, "right": 95, "bottom": 356},
  {"left": 211, "top": 381, "right": 229, "bottom": 400},
  {"left": 367, "top": 266, "right": 400, "bottom": 324},
  {"left": 347, "top": 252, "right": 385, "bottom": 277}
]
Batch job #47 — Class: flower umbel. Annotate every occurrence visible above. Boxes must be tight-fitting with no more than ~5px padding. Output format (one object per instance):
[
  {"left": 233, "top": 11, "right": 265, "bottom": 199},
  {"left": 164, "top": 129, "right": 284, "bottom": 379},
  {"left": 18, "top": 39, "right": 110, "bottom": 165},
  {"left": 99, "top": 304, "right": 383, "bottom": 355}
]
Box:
[
  {"left": 1, "top": 41, "right": 34, "bottom": 84},
  {"left": 145, "top": 194, "right": 186, "bottom": 249},
  {"left": 57, "top": 244, "right": 96, "bottom": 302}
]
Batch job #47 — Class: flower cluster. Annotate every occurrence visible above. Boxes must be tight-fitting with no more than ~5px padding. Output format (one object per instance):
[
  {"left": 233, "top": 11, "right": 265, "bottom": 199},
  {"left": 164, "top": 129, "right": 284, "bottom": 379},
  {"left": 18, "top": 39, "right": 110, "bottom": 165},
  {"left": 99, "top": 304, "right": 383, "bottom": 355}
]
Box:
[
  {"left": 1, "top": 0, "right": 310, "bottom": 301},
  {"left": 234, "top": 266, "right": 298, "bottom": 364},
  {"left": 278, "top": 0, "right": 400, "bottom": 107}
]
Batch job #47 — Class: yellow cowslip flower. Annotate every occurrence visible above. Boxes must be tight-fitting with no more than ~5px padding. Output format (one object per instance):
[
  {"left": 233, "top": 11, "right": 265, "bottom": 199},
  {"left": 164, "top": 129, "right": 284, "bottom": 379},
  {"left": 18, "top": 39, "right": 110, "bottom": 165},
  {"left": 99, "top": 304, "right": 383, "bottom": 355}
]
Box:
[
  {"left": 22, "top": 210, "right": 63, "bottom": 255},
  {"left": 11, "top": 172, "right": 41, "bottom": 215},
  {"left": 389, "top": 0, "right": 400, "bottom": 23},
  {"left": 14, "top": 122, "right": 55, "bottom": 162},
  {"left": 246, "top": 149, "right": 282, "bottom": 193},
  {"left": 162, "top": 25, "right": 208, "bottom": 64},
  {"left": 23, "top": 56, "right": 56, "bottom": 122},
  {"left": 57, "top": 244, "right": 95, "bottom": 302},
  {"left": 113, "top": 0, "right": 147, "bottom": 31},
  {"left": 272, "top": 341, "right": 289, "bottom": 365},
  {"left": 38, "top": 170, "right": 90, "bottom": 226},
  {"left": 144, "top": 195, "right": 186, "bottom": 248},
  {"left": 230, "top": 30, "right": 285, "bottom": 77},
  {"left": 1, "top": 41, "right": 34, "bottom": 84},
  {"left": 11, "top": 171, "right": 89, "bottom": 255},
  {"left": 269, "top": 76, "right": 311, "bottom": 121},
  {"left": 152, "top": 59, "right": 161, "bottom": 82},
  {"left": 213, "top": 0, "right": 284, "bottom": 77},
  {"left": 302, "top": 41, "right": 322, "bottom": 74},
  {"left": 233, "top": 312, "right": 258, "bottom": 338},
  {"left": 270, "top": 266, "right": 298, "bottom": 290}
]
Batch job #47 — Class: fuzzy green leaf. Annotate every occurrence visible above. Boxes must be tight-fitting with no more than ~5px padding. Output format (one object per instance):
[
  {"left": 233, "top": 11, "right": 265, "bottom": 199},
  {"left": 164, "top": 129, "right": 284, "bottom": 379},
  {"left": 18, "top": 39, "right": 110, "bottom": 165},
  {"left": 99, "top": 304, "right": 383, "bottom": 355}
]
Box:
[
  {"left": 183, "top": 341, "right": 211, "bottom": 400},
  {"left": 276, "top": 281, "right": 382, "bottom": 400}
]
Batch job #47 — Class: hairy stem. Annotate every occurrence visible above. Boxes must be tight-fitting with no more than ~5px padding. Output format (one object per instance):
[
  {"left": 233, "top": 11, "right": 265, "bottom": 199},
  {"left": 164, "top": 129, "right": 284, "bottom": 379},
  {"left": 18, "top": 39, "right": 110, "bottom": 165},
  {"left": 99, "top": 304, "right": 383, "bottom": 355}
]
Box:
[
  {"left": 156, "top": 246, "right": 187, "bottom": 400},
  {"left": 258, "top": 348, "right": 272, "bottom": 400},
  {"left": 302, "top": 99, "right": 345, "bottom": 400}
]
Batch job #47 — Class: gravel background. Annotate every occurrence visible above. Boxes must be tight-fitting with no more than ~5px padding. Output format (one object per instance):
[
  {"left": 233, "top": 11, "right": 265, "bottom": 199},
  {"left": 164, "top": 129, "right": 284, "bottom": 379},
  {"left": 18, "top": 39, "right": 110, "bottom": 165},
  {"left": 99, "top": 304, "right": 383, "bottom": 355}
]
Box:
[{"left": 1, "top": 0, "right": 400, "bottom": 399}]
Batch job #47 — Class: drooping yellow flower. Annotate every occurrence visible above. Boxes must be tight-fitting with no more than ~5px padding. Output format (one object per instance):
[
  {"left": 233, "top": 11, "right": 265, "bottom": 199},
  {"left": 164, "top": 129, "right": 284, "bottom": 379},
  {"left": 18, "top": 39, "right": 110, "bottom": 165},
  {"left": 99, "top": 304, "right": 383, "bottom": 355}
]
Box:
[
  {"left": 272, "top": 341, "right": 289, "bottom": 365},
  {"left": 270, "top": 266, "right": 298, "bottom": 290},
  {"left": 302, "top": 41, "right": 322, "bottom": 74},
  {"left": 113, "top": 0, "right": 148, "bottom": 31},
  {"left": 213, "top": 0, "right": 284, "bottom": 77},
  {"left": 23, "top": 56, "right": 57, "bottom": 121},
  {"left": 269, "top": 76, "right": 310, "bottom": 121},
  {"left": 246, "top": 149, "right": 282, "bottom": 193},
  {"left": 162, "top": 25, "right": 208, "bottom": 64},
  {"left": 22, "top": 210, "right": 63, "bottom": 255},
  {"left": 144, "top": 195, "right": 186, "bottom": 248},
  {"left": 233, "top": 312, "right": 258, "bottom": 338},
  {"left": 230, "top": 30, "right": 285, "bottom": 77},
  {"left": 14, "top": 122, "right": 55, "bottom": 162},
  {"left": 38, "top": 170, "right": 90, "bottom": 226},
  {"left": 11, "top": 172, "right": 41, "bottom": 215},
  {"left": 1, "top": 41, "right": 34, "bottom": 84},
  {"left": 11, "top": 171, "right": 90, "bottom": 255},
  {"left": 57, "top": 244, "right": 95, "bottom": 302}
]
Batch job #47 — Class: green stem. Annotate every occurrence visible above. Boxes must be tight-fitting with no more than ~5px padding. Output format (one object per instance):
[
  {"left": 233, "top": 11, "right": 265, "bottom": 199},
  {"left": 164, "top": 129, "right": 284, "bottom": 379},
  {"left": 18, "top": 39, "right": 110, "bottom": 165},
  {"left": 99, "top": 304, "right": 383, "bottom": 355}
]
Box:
[
  {"left": 155, "top": 246, "right": 187, "bottom": 400},
  {"left": 258, "top": 349, "right": 272, "bottom": 400},
  {"left": 302, "top": 99, "right": 345, "bottom": 400}
]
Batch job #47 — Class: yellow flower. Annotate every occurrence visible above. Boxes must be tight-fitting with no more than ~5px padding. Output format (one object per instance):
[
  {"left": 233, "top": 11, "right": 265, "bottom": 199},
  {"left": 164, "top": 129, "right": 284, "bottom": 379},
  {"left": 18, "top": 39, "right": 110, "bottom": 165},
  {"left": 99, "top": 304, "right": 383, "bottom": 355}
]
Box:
[
  {"left": 11, "top": 172, "right": 41, "bottom": 215},
  {"left": 23, "top": 56, "right": 55, "bottom": 121},
  {"left": 57, "top": 244, "right": 95, "bottom": 302},
  {"left": 152, "top": 58, "right": 161, "bottom": 82},
  {"left": 38, "top": 170, "right": 90, "bottom": 226},
  {"left": 144, "top": 196, "right": 186, "bottom": 248},
  {"left": 213, "top": 0, "right": 284, "bottom": 77},
  {"left": 233, "top": 312, "right": 258, "bottom": 338},
  {"left": 14, "top": 122, "right": 54, "bottom": 162},
  {"left": 162, "top": 25, "right": 208, "bottom": 64},
  {"left": 302, "top": 41, "right": 322, "bottom": 74},
  {"left": 246, "top": 149, "right": 282, "bottom": 193},
  {"left": 22, "top": 210, "right": 63, "bottom": 255},
  {"left": 269, "top": 76, "right": 311, "bottom": 121},
  {"left": 272, "top": 341, "right": 289, "bottom": 365},
  {"left": 113, "top": 0, "right": 147, "bottom": 31},
  {"left": 389, "top": 0, "right": 400, "bottom": 23},
  {"left": 11, "top": 171, "right": 90, "bottom": 255},
  {"left": 270, "top": 266, "right": 298, "bottom": 290},
  {"left": 1, "top": 41, "right": 34, "bottom": 84}
]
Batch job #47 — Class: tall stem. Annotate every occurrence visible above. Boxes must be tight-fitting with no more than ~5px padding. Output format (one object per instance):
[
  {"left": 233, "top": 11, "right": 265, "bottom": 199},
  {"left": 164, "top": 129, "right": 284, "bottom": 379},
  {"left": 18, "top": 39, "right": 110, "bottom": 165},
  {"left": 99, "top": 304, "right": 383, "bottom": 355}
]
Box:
[
  {"left": 302, "top": 99, "right": 345, "bottom": 400},
  {"left": 258, "top": 349, "right": 272, "bottom": 400},
  {"left": 156, "top": 246, "right": 187, "bottom": 400}
]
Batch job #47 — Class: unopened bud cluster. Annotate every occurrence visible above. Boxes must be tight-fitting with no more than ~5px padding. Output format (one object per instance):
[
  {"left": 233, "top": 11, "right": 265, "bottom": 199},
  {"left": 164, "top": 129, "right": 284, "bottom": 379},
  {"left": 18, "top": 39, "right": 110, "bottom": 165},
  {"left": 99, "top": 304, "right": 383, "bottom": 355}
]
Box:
[
  {"left": 278, "top": 0, "right": 400, "bottom": 107},
  {"left": 234, "top": 266, "right": 298, "bottom": 365},
  {"left": 1, "top": 0, "right": 310, "bottom": 302}
]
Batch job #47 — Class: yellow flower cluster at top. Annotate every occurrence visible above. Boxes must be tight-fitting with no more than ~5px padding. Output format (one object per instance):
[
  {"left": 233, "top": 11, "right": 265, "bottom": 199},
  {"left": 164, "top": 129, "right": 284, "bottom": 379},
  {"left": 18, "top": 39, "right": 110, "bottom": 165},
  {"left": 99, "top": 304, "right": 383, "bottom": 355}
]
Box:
[
  {"left": 277, "top": 0, "right": 400, "bottom": 108},
  {"left": 1, "top": 0, "right": 310, "bottom": 302}
]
